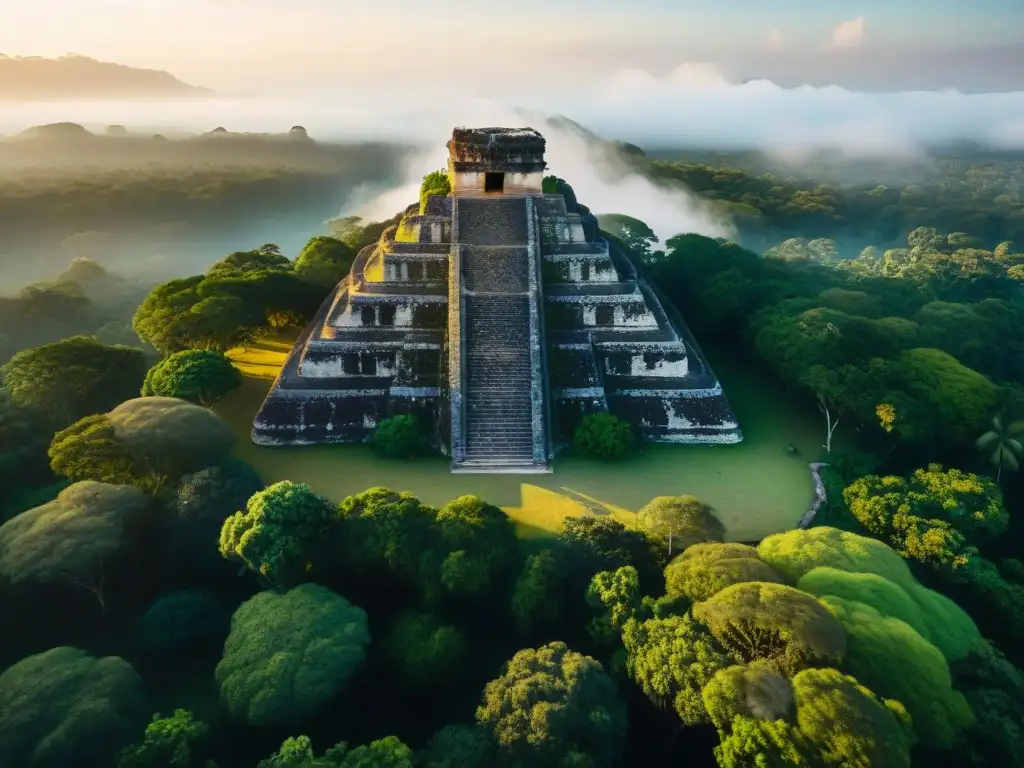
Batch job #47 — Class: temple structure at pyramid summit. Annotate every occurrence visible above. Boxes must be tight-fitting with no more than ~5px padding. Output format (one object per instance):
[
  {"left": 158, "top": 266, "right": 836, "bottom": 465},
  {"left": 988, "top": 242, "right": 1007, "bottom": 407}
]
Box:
[{"left": 253, "top": 127, "right": 741, "bottom": 473}]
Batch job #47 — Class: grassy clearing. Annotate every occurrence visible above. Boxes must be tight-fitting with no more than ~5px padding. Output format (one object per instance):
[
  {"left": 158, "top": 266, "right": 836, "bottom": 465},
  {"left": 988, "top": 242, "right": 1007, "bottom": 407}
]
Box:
[{"left": 219, "top": 334, "right": 828, "bottom": 541}]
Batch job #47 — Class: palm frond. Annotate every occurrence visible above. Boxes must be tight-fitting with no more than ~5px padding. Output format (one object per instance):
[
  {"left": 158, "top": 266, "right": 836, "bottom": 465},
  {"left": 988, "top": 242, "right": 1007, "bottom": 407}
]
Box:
[
  {"left": 1007, "top": 438, "right": 1024, "bottom": 455},
  {"left": 1004, "top": 450, "right": 1020, "bottom": 473},
  {"left": 976, "top": 431, "right": 1000, "bottom": 450},
  {"left": 1007, "top": 420, "right": 1024, "bottom": 436}
]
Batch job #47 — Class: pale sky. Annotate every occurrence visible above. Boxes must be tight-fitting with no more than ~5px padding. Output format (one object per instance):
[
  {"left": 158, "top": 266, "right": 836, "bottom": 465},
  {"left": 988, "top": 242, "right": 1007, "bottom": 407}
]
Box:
[{"left": 2, "top": 0, "right": 1023, "bottom": 92}]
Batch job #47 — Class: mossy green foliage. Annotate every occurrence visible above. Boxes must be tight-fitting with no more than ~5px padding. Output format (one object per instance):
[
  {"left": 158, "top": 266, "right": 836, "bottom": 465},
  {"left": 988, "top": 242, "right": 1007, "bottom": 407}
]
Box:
[
  {"left": 476, "top": 641, "right": 627, "bottom": 767},
  {"left": 705, "top": 665, "right": 913, "bottom": 768},
  {"left": 798, "top": 567, "right": 931, "bottom": 638},
  {"left": 215, "top": 583, "right": 370, "bottom": 727},
  {"left": 542, "top": 175, "right": 560, "bottom": 194},
  {"left": 142, "top": 349, "right": 241, "bottom": 406},
  {"left": 821, "top": 595, "right": 974, "bottom": 748},
  {"left": 665, "top": 542, "right": 783, "bottom": 603},
  {"left": 218, "top": 480, "right": 336, "bottom": 588},
  {"left": 573, "top": 412, "right": 634, "bottom": 460},
  {"left": 757, "top": 526, "right": 917, "bottom": 590},
  {"left": 371, "top": 414, "right": 425, "bottom": 459},
  {"left": 795, "top": 566, "right": 980, "bottom": 662},
  {"left": 49, "top": 397, "right": 236, "bottom": 494},
  {"left": 693, "top": 582, "right": 846, "bottom": 676},
  {"left": 0, "top": 646, "right": 146, "bottom": 768},
  {"left": 419, "top": 169, "right": 451, "bottom": 214}
]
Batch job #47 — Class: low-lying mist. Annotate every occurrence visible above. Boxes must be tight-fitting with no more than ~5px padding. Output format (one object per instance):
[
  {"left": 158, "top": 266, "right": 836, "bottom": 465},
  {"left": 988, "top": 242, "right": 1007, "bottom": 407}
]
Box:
[{"left": 3, "top": 64, "right": 1023, "bottom": 287}]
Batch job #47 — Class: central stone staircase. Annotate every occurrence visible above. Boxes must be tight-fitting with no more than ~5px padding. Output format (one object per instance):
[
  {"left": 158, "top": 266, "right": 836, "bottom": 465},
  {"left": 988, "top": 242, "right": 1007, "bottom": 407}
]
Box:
[{"left": 450, "top": 197, "right": 549, "bottom": 472}]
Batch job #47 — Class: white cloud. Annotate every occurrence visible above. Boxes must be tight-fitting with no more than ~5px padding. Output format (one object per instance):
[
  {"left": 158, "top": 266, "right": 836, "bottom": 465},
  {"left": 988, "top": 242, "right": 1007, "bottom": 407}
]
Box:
[{"left": 831, "top": 16, "right": 866, "bottom": 48}]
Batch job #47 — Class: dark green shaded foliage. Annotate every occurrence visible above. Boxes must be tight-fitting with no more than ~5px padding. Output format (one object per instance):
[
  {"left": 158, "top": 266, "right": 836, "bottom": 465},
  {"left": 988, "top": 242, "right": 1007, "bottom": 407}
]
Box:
[
  {"left": 0, "top": 646, "right": 146, "bottom": 768},
  {"left": 136, "top": 590, "right": 225, "bottom": 655},
  {"left": 558, "top": 515, "right": 665, "bottom": 597},
  {"left": 1, "top": 335, "right": 147, "bottom": 428},
  {"left": 573, "top": 412, "right": 634, "bottom": 460},
  {"left": 949, "top": 641, "right": 1024, "bottom": 767},
  {"left": 418, "top": 724, "right": 493, "bottom": 768},
  {"left": 383, "top": 612, "right": 467, "bottom": 690},
  {"left": 371, "top": 415, "right": 425, "bottom": 459}
]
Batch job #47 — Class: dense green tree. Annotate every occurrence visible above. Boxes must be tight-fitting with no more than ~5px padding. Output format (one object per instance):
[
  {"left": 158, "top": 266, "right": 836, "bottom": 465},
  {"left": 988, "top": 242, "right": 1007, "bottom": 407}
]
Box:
[
  {"left": 949, "top": 641, "right": 1024, "bottom": 767},
  {"left": 206, "top": 245, "right": 290, "bottom": 276},
  {"left": 1, "top": 335, "right": 146, "bottom": 427},
  {"left": 693, "top": 582, "right": 846, "bottom": 675},
  {"left": 434, "top": 494, "right": 518, "bottom": 600},
  {"left": 0, "top": 480, "right": 147, "bottom": 610},
  {"left": 0, "top": 646, "right": 146, "bottom": 768},
  {"left": 383, "top": 612, "right": 466, "bottom": 690},
  {"left": 476, "top": 641, "right": 627, "bottom": 767},
  {"left": 117, "top": 709, "right": 214, "bottom": 768},
  {"left": 843, "top": 464, "right": 1007, "bottom": 568},
  {"left": 637, "top": 495, "right": 726, "bottom": 556},
  {"left": 336, "top": 487, "right": 439, "bottom": 595},
  {"left": 419, "top": 169, "right": 451, "bottom": 213},
  {"left": 586, "top": 566, "right": 643, "bottom": 646},
  {"left": 371, "top": 415, "right": 425, "bottom": 459},
  {"left": 665, "top": 543, "right": 783, "bottom": 603},
  {"left": 572, "top": 412, "right": 634, "bottom": 460},
  {"left": 596, "top": 214, "right": 661, "bottom": 263},
  {"left": 622, "top": 613, "right": 732, "bottom": 725},
  {"left": 141, "top": 349, "right": 241, "bottom": 405},
  {"left": 704, "top": 665, "right": 912, "bottom": 768},
  {"left": 50, "top": 397, "right": 235, "bottom": 495},
  {"left": 822, "top": 595, "right": 974, "bottom": 747},
  {"left": 174, "top": 457, "right": 264, "bottom": 571},
  {"left": 558, "top": 515, "right": 665, "bottom": 597},
  {"left": 257, "top": 735, "right": 412, "bottom": 768},
  {"left": 215, "top": 584, "right": 370, "bottom": 727},
  {"left": 294, "top": 235, "right": 356, "bottom": 288},
  {"left": 219, "top": 481, "right": 336, "bottom": 588},
  {"left": 510, "top": 549, "right": 564, "bottom": 635}
]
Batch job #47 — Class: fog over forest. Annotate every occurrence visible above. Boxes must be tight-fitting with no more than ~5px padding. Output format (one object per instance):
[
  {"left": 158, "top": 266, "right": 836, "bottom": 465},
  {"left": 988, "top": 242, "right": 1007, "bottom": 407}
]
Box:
[{"left": 2, "top": 67, "right": 1023, "bottom": 289}]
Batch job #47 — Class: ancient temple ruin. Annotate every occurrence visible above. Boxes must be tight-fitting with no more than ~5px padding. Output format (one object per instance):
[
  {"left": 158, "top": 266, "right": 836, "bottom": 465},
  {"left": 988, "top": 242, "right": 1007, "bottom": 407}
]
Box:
[{"left": 253, "top": 127, "right": 741, "bottom": 472}]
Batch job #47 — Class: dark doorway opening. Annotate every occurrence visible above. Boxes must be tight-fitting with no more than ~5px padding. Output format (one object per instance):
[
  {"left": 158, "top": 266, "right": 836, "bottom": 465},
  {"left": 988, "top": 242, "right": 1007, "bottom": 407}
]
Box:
[{"left": 484, "top": 172, "right": 505, "bottom": 193}]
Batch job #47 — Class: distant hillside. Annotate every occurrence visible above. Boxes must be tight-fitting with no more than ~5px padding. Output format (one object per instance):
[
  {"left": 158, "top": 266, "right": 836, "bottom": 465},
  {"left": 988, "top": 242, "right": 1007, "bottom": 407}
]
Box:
[{"left": 0, "top": 54, "right": 211, "bottom": 100}]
